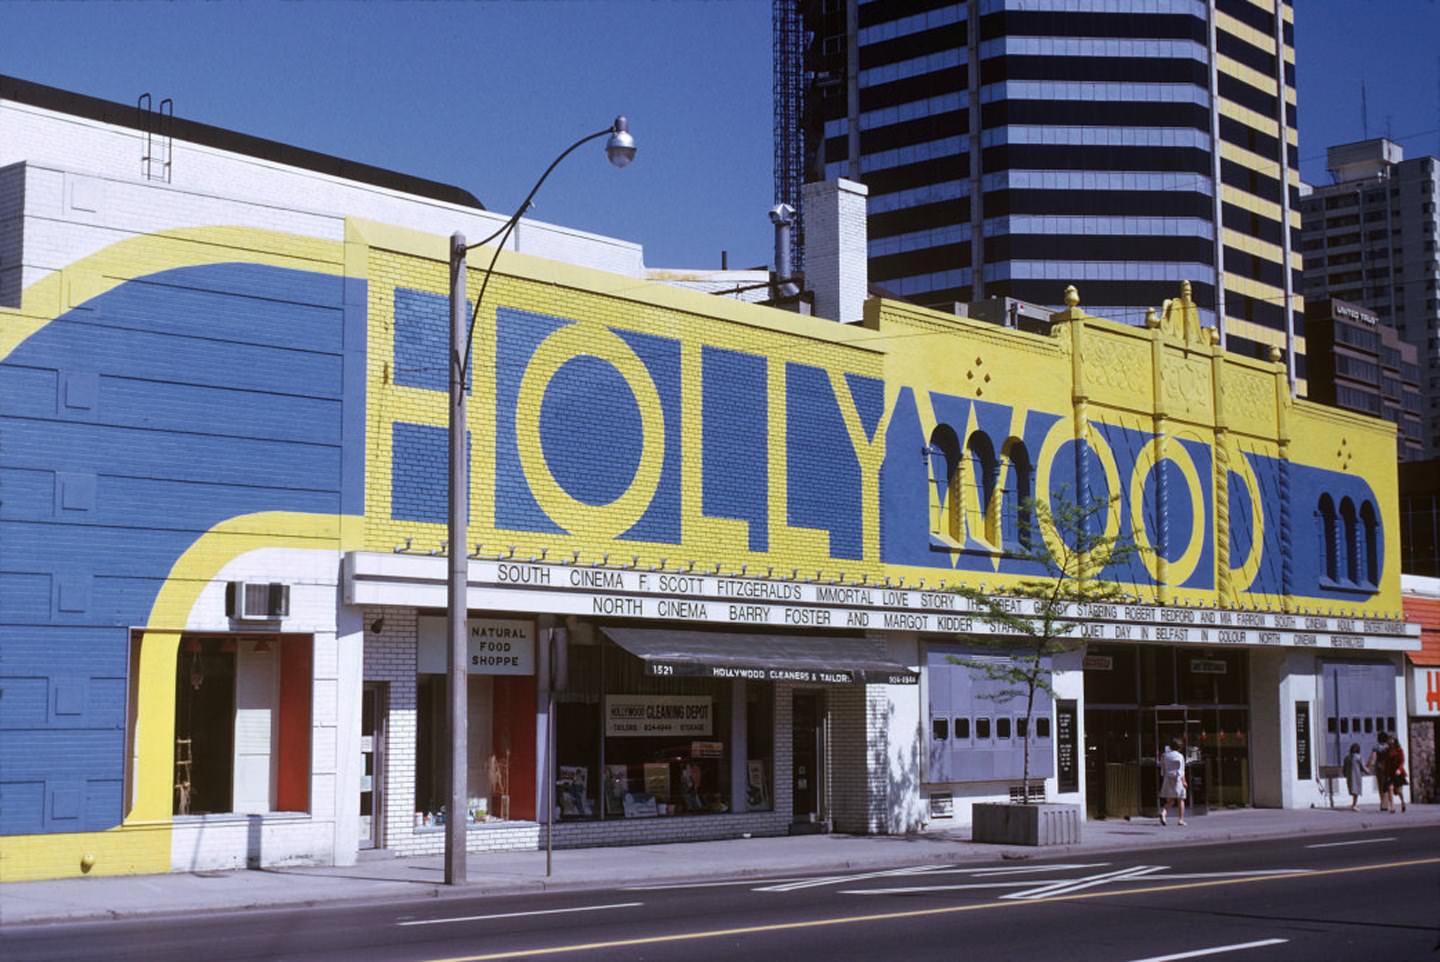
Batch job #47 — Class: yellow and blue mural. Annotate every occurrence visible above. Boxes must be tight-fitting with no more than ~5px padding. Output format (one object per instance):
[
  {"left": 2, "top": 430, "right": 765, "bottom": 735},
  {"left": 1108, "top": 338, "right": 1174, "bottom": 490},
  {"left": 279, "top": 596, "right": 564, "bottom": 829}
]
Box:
[
  {"left": 0, "top": 218, "right": 1403, "bottom": 878},
  {"left": 364, "top": 223, "right": 1397, "bottom": 615}
]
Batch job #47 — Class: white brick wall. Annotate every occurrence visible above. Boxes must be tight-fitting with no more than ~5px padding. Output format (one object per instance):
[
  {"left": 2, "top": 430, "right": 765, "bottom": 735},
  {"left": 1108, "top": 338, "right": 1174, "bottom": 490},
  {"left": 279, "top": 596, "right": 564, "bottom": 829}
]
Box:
[
  {"left": 168, "top": 547, "right": 355, "bottom": 872},
  {"left": 828, "top": 683, "right": 868, "bottom": 832},
  {"left": 802, "top": 178, "right": 869, "bottom": 323},
  {"left": 362, "top": 606, "right": 423, "bottom": 854},
  {"left": 0, "top": 98, "right": 648, "bottom": 291}
]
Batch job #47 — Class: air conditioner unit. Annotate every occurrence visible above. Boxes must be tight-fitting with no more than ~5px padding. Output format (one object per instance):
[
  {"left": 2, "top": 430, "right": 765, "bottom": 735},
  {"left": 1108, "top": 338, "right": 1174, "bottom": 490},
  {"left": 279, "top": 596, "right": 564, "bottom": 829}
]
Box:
[{"left": 226, "top": 581, "right": 290, "bottom": 621}]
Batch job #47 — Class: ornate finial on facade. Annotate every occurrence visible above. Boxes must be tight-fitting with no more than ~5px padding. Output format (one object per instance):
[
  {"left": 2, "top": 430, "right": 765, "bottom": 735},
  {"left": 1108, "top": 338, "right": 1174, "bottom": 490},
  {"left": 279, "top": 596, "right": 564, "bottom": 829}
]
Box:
[
  {"left": 1144, "top": 307, "right": 1160, "bottom": 329},
  {"left": 1180, "top": 279, "right": 1193, "bottom": 305},
  {"left": 1268, "top": 345, "right": 1282, "bottom": 363},
  {"left": 1063, "top": 285, "right": 1079, "bottom": 308},
  {"left": 1208, "top": 327, "right": 1220, "bottom": 346}
]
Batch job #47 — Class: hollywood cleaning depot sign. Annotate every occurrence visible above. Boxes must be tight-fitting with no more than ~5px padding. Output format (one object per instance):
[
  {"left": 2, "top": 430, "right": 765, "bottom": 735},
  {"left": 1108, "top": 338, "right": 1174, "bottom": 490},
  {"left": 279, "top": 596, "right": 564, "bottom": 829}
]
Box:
[{"left": 605, "top": 694, "right": 713, "bottom": 737}]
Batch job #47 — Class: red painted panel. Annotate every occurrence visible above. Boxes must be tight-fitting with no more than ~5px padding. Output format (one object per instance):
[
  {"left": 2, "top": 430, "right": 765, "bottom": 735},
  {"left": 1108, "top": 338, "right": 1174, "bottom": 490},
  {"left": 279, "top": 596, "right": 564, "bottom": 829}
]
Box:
[
  {"left": 1404, "top": 596, "right": 1440, "bottom": 667},
  {"left": 276, "top": 637, "right": 312, "bottom": 812},
  {"left": 491, "top": 675, "right": 537, "bottom": 820}
]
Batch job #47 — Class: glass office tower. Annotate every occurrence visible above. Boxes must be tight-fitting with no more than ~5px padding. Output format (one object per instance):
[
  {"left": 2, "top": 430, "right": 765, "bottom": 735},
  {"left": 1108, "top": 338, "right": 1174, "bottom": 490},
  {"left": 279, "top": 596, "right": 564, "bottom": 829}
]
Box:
[{"left": 778, "top": 0, "right": 1304, "bottom": 388}]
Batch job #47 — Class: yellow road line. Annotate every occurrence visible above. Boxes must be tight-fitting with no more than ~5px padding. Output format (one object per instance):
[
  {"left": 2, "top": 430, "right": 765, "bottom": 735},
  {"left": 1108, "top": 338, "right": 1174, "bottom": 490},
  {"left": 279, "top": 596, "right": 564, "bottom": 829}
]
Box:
[{"left": 422, "top": 856, "right": 1440, "bottom": 962}]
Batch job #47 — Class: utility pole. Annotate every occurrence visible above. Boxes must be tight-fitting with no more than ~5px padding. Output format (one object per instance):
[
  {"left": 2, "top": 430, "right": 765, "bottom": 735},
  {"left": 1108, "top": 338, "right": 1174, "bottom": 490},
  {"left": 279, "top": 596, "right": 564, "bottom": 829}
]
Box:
[{"left": 445, "top": 231, "right": 469, "bottom": 886}]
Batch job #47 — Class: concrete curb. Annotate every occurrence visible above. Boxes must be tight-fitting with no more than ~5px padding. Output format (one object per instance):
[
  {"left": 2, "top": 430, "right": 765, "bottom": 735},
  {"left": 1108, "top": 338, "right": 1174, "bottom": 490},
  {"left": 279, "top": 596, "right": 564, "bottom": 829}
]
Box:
[{"left": 3, "top": 812, "right": 1434, "bottom": 928}]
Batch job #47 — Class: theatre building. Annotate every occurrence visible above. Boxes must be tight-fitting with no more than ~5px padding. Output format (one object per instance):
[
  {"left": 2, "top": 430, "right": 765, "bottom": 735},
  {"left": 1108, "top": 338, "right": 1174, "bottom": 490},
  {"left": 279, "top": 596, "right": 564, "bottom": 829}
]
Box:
[{"left": 1, "top": 77, "right": 1419, "bottom": 880}]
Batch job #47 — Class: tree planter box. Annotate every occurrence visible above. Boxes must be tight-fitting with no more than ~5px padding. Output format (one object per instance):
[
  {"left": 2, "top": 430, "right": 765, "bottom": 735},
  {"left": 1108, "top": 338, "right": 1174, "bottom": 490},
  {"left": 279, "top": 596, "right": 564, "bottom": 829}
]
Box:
[{"left": 971, "top": 802, "right": 1081, "bottom": 846}]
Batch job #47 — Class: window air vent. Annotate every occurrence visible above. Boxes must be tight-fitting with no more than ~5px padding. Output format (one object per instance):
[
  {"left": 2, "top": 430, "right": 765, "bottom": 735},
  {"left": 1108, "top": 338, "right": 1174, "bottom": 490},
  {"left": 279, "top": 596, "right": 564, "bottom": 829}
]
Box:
[{"left": 226, "top": 581, "right": 289, "bottom": 621}]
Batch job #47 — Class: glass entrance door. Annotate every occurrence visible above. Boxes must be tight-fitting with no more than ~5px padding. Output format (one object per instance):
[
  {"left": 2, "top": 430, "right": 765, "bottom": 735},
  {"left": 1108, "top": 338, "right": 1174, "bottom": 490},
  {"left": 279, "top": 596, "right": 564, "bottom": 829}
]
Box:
[
  {"left": 791, "top": 691, "right": 825, "bottom": 827},
  {"left": 360, "top": 682, "right": 386, "bottom": 848},
  {"left": 1154, "top": 709, "right": 1205, "bottom": 816},
  {"left": 1191, "top": 708, "right": 1250, "bottom": 809}
]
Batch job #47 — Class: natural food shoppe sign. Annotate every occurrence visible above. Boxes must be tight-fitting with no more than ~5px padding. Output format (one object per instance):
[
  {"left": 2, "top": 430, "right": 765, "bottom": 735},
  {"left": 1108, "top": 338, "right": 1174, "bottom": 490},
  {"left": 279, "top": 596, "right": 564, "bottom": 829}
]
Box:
[
  {"left": 418, "top": 617, "right": 535, "bottom": 675},
  {"left": 605, "top": 694, "right": 713, "bottom": 737}
]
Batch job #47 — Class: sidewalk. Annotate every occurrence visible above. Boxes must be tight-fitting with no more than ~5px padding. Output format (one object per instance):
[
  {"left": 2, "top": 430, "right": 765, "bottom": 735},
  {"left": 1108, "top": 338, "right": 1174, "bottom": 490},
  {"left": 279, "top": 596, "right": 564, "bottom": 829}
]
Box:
[{"left": 4, "top": 804, "right": 1436, "bottom": 927}]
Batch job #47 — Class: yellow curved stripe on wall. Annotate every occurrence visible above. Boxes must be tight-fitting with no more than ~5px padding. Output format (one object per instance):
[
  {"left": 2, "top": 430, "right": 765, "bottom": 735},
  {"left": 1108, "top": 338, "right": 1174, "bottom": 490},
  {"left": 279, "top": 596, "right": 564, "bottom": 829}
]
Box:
[
  {"left": 0, "top": 226, "right": 346, "bottom": 363},
  {"left": 0, "top": 512, "right": 362, "bottom": 882},
  {"left": 0, "top": 228, "right": 352, "bottom": 881},
  {"left": 132, "top": 513, "right": 364, "bottom": 824}
]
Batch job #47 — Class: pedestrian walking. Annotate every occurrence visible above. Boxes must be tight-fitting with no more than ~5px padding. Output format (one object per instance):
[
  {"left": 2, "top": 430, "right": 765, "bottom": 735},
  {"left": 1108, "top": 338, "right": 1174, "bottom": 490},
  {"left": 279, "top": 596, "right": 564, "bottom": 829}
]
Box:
[
  {"left": 1159, "top": 741, "right": 1187, "bottom": 826},
  {"left": 1387, "top": 735, "right": 1408, "bottom": 813},
  {"left": 1368, "top": 731, "right": 1392, "bottom": 812},
  {"left": 1343, "top": 742, "right": 1365, "bottom": 810}
]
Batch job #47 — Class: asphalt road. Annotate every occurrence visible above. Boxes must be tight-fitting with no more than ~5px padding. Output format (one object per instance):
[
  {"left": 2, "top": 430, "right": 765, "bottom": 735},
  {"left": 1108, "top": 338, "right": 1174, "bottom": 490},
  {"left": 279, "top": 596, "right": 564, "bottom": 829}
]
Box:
[{"left": 6, "top": 827, "right": 1439, "bottom": 962}]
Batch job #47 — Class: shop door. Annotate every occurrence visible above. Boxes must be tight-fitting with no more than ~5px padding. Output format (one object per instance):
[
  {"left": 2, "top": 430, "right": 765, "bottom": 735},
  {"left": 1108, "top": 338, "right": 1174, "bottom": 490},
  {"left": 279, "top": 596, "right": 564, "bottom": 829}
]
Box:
[
  {"left": 1085, "top": 708, "right": 1139, "bottom": 819},
  {"left": 792, "top": 691, "right": 825, "bottom": 827},
  {"left": 360, "top": 683, "right": 386, "bottom": 848},
  {"left": 1154, "top": 709, "right": 1206, "bottom": 816}
]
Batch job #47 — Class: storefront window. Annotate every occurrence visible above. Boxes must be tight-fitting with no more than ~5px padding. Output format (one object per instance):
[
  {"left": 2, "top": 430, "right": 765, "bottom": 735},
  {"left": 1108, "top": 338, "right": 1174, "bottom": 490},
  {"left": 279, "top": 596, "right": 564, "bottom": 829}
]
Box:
[
  {"left": 746, "top": 684, "right": 774, "bottom": 812},
  {"left": 1139, "top": 647, "right": 1177, "bottom": 706},
  {"left": 414, "top": 669, "right": 538, "bottom": 827},
  {"left": 171, "top": 634, "right": 311, "bottom": 816},
  {"left": 1083, "top": 645, "right": 1137, "bottom": 705},
  {"left": 1180, "top": 650, "right": 1246, "bottom": 705},
  {"left": 1084, "top": 646, "right": 1253, "bottom": 817},
  {"left": 557, "top": 633, "right": 774, "bottom": 821}
]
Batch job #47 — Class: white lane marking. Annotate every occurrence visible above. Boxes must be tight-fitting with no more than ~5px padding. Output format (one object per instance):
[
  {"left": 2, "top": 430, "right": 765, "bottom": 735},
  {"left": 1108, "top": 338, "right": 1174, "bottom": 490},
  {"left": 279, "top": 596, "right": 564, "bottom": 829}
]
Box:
[
  {"left": 1123, "top": 938, "right": 1288, "bottom": 962},
  {"left": 948, "top": 863, "right": 1112, "bottom": 877},
  {"left": 626, "top": 877, "right": 813, "bottom": 891},
  {"left": 1004, "top": 865, "right": 1165, "bottom": 900},
  {"left": 842, "top": 866, "right": 1309, "bottom": 898},
  {"left": 1143, "top": 871, "right": 1308, "bottom": 879},
  {"left": 842, "top": 881, "right": 1061, "bottom": 895},
  {"left": 397, "top": 901, "right": 644, "bottom": 927},
  {"left": 756, "top": 864, "right": 948, "bottom": 893},
  {"left": 1307, "top": 837, "right": 1395, "bottom": 849}
]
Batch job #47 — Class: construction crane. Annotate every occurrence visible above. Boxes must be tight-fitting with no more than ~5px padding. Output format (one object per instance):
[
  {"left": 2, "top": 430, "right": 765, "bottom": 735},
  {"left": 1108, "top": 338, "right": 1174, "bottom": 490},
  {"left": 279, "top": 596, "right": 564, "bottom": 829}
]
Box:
[{"left": 773, "top": 0, "right": 805, "bottom": 272}]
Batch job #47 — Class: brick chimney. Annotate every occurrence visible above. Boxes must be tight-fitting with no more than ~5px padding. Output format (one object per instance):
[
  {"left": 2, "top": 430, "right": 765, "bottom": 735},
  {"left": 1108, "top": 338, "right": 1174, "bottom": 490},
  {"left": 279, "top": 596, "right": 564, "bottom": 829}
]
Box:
[{"left": 801, "top": 178, "right": 868, "bottom": 323}]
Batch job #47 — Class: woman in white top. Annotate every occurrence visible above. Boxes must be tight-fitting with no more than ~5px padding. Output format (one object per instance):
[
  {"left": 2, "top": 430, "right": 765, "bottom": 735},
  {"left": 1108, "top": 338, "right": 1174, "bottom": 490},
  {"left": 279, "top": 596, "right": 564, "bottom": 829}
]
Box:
[{"left": 1159, "top": 742, "right": 1187, "bottom": 826}]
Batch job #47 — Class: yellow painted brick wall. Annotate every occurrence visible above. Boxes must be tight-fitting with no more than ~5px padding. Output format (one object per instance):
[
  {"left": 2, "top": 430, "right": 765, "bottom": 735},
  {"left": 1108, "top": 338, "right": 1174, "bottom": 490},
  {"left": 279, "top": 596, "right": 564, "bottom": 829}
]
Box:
[{"left": 356, "top": 221, "right": 1403, "bottom": 620}]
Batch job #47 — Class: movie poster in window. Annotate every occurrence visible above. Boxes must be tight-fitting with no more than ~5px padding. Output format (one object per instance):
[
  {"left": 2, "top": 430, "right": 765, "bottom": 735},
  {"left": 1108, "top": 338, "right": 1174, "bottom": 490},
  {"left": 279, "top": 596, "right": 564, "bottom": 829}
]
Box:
[
  {"left": 746, "top": 760, "right": 769, "bottom": 809},
  {"left": 604, "top": 764, "right": 630, "bottom": 816},
  {"left": 557, "top": 765, "right": 592, "bottom": 817}
]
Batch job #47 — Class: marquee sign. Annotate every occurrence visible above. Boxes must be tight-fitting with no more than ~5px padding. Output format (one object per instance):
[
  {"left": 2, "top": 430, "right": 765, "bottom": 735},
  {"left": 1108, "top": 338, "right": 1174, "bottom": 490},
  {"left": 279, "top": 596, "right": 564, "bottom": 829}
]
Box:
[{"left": 347, "top": 554, "right": 1421, "bottom": 653}]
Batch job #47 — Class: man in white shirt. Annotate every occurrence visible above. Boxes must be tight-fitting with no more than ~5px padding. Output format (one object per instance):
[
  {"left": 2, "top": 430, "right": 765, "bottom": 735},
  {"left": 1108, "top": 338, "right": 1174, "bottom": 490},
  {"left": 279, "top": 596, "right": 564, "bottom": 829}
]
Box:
[{"left": 1159, "top": 742, "right": 1187, "bottom": 826}]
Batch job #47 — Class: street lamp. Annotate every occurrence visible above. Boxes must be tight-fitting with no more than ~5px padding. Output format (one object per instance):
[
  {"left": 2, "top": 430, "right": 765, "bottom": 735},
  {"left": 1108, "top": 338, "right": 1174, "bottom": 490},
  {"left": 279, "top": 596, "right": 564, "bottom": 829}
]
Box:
[{"left": 444, "top": 116, "right": 636, "bottom": 886}]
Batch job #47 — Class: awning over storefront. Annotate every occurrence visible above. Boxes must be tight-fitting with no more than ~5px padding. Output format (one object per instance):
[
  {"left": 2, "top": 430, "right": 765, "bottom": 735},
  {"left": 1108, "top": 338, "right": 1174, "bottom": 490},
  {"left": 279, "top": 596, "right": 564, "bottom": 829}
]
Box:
[{"left": 602, "top": 628, "right": 918, "bottom": 685}]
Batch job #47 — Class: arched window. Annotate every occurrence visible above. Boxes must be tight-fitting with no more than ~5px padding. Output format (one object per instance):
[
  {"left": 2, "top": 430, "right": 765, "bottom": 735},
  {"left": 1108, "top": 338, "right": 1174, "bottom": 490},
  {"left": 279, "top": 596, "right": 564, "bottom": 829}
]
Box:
[
  {"left": 966, "top": 431, "right": 999, "bottom": 546},
  {"left": 928, "top": 426, "right": 962, "bottom": 543},
  {"left": 1340, "top": 497, "right": 1359, "bottom": 583},
  {"left": 1360, "top": 501, "right": 1380, "bottom": 586},
  {"left": 1001, "top": 438, "right": 1034, "bottom": 551},
  {"left": 1317, "top": 495, "right": 1338, "bottom": 582}
]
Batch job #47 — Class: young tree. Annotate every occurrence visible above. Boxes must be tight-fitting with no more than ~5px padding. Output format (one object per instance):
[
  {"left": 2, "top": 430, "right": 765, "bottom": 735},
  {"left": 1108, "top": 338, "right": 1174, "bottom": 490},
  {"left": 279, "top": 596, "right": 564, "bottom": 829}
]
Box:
[{"left": 949, "top": 491, "right": 1141, "bottom": 804}]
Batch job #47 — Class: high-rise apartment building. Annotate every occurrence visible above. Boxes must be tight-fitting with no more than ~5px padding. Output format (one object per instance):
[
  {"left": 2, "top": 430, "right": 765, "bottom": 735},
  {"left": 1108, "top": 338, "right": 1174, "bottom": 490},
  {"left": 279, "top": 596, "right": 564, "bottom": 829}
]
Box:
[
  {"left": 1303, "top": 298, "right": 1424, "bottom": 460},
  {"left": 1297, "top": 139, "right": 1440, "bottom": 457},
  {"left": 776, "top": 0, "right": 1304, "bottom": 386}
]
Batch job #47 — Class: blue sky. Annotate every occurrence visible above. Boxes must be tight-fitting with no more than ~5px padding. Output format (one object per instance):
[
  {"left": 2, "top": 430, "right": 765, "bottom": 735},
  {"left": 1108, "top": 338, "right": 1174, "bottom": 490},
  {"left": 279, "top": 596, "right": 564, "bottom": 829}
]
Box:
[{"left": 2, "top": 2, "right": 1438, "bottom": 271}]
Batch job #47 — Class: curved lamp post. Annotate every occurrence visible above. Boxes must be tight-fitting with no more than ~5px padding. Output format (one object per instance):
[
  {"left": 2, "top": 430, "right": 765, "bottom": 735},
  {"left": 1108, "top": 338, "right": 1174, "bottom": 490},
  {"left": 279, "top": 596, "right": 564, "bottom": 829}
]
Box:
[{"left": 445, "top": 116, "right": 635, "bottom": 886}]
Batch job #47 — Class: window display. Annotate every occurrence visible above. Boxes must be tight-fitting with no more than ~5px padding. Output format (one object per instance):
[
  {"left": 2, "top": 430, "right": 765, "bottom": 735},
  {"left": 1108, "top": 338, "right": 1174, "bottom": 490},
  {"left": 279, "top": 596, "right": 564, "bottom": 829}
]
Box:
[
  {"left": 555, "top": 632, "right": 774, "bottom": 820},
  {"left": 414, "top": 671, "right": 536, "bottom": 826}
]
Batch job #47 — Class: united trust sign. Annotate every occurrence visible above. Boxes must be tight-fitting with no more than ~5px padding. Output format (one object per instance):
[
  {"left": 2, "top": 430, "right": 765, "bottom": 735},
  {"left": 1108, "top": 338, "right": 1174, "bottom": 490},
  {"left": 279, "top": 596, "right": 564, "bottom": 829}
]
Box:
[{"left": 345, "top": 553, "right": 1422, "bottom": 653}]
